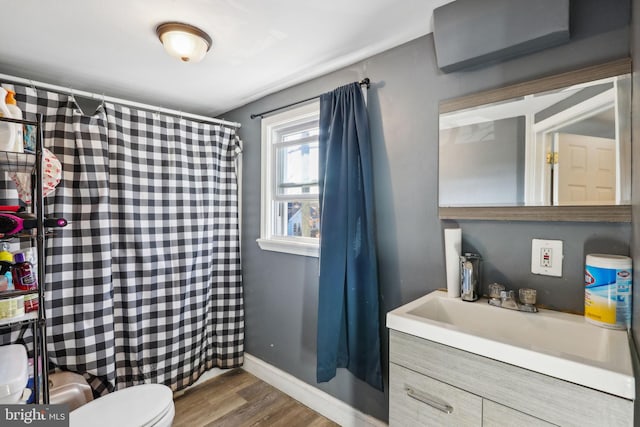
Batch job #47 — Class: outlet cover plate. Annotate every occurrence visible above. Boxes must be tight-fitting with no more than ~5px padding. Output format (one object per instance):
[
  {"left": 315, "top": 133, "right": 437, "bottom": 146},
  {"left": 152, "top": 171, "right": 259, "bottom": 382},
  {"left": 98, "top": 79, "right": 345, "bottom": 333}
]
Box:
[{"left": 531, "top": 239, "right": 563, "bottom": 277}]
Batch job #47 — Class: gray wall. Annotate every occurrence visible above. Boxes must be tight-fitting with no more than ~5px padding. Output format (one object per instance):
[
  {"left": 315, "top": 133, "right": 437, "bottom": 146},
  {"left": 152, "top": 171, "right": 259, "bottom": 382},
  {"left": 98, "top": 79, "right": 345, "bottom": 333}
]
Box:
[
  {"left": 632, "top": 0, "right": 640, "bottom": 352},
  {"left": 223, "top": 1, "right": 631, "bottom": 421},
  {"left": 440, "top": 117, "right": 525, "bottom": 206},
  {"left": 632, "top": 0, "right": 640, "bottom": 419}
]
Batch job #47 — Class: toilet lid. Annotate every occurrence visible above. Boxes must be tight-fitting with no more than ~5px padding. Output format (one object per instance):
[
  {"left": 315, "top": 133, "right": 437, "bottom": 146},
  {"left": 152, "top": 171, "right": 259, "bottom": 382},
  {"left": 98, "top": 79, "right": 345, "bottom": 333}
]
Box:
[{"left": 70, "top": 384, "right": 173, "bottom": 427}]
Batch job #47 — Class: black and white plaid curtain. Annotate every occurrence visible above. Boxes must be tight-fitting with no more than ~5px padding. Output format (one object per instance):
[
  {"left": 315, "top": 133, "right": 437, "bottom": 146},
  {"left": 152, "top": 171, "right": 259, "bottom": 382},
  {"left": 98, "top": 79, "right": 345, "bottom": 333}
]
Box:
[{"left": 0, "top": 83, "right": 244, "bottom": 394}]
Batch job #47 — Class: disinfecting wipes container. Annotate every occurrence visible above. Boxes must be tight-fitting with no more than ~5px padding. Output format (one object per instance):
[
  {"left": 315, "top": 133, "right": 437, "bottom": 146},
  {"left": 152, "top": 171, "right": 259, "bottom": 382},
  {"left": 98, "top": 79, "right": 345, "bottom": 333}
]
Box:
[{"left": 584, "top": 254, "right": 632, "bottom": 329}]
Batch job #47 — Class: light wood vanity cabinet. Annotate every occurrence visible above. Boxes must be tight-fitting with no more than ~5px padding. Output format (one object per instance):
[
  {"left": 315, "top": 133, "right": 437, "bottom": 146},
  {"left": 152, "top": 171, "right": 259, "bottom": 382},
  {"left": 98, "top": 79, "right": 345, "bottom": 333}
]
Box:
[
  {"left": 481, "top": 400, "right": 555, "bottom": 427},
  {"left": 389, "top": 330, "right": 634, "bottom": 427}
]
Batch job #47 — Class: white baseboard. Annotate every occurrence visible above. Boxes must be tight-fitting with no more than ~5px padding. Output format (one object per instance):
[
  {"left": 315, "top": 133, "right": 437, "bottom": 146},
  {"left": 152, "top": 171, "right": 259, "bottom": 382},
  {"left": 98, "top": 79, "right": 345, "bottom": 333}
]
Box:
[
  {"left": 243, "top": 353, "right": 387, "bottom": 427},
  {"left": 174, "top": 366, "right": 229, "bottom": 398}
]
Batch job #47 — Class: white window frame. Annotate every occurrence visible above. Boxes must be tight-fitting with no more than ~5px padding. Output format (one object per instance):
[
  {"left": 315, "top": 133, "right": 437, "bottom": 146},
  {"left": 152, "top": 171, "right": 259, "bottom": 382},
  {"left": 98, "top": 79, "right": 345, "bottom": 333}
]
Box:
[{"left": 257, "top": 101, "right": 320, "bottom": 257}]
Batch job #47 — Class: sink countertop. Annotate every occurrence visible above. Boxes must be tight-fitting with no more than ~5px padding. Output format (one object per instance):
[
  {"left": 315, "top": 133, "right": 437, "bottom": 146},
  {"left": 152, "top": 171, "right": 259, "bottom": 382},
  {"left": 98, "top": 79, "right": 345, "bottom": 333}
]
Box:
[{"left": 386, "top": 290, "right": 635, "bottom": 400}]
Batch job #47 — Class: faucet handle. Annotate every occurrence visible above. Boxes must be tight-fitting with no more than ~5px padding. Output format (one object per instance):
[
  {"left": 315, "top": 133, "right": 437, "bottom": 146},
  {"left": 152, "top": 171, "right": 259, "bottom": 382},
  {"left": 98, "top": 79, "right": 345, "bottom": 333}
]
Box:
[
  {"left": 488, "top": 283, "right": 505, "bottom": 299},
  {"left": 519, "top": 288, "right": 537, "bottom": 305}
]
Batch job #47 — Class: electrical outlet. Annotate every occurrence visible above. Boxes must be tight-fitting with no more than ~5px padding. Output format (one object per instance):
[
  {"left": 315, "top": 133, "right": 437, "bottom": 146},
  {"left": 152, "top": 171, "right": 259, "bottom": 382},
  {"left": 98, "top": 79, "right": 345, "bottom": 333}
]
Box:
[
  {"left": 540, "top": 247, "right": 552, "bottom": 267},
  {"left": 531, "top": 239, "right": 563, "bottom": 277}
]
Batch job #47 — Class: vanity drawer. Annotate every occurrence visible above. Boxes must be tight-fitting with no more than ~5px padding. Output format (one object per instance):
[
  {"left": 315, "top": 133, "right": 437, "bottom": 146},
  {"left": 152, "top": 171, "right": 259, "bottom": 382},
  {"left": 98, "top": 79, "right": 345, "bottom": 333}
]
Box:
[
  {"left": 390, "top": 362, "right": 482, "bottom": 427},
  {"left": 483, "top": 399, "right": 556, "bottom": 427}
]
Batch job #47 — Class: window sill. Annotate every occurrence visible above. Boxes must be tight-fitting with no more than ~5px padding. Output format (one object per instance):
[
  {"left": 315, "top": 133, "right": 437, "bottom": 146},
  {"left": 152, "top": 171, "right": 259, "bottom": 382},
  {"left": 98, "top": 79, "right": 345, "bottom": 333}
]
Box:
[{"left": 256, "top": 238, "right": 319, "bottom": 258}]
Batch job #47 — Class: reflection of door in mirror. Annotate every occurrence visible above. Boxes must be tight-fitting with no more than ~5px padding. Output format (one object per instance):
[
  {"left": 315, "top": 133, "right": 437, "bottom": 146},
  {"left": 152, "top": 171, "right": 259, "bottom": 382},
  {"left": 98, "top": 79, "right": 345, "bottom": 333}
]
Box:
[
  {"left": 553, "top": 133, "right": 615, "bottom": 205},
  {"left": 527, "top": 74, "right": 631, "bottom": 206}
]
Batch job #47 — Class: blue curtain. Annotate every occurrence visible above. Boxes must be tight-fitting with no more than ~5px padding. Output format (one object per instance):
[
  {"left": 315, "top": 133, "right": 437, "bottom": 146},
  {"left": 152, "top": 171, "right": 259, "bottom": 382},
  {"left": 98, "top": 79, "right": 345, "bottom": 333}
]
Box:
[{"left": 316, "top": 82, "right": 383, "bottom": 390}]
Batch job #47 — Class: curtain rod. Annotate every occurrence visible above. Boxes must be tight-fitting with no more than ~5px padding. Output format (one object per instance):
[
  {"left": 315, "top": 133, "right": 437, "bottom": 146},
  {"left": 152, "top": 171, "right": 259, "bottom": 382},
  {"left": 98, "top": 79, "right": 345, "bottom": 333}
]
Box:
[
  {"left": 250, "top": 78, "right": 370, "bottom": 120},
  {"left": 0, "top": 72, "right": 241, "bottom": 129}
]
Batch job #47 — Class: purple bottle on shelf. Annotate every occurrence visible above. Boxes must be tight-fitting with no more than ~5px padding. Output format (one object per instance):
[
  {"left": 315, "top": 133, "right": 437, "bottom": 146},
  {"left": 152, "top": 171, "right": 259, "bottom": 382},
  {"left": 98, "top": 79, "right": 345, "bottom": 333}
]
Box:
[{"left": 12, "top": 252, "right": 37, "bottom": 291}]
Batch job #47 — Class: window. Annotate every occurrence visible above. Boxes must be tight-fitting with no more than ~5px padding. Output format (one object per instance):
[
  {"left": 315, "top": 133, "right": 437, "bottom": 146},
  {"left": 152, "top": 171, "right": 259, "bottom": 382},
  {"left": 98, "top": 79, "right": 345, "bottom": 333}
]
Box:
[{"left": 257, "top": 101, "right": 320, "bottom": 257}]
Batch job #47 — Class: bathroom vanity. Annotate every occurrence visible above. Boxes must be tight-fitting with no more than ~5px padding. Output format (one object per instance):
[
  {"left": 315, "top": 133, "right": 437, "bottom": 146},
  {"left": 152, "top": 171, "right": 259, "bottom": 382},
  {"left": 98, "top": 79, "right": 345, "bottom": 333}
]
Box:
[{"left": 386, "top": 291, "right": 635, "bottom": 426}]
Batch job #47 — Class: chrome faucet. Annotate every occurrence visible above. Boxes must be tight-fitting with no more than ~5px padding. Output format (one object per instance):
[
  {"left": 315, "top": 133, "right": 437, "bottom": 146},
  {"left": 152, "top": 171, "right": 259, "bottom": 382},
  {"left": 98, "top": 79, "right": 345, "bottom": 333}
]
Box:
[
  {"left": 499, "top": 290, "right": 519, "bottom": 310},
  {"left": 487, "top": 283, "right": 538, "bottom": 313}
]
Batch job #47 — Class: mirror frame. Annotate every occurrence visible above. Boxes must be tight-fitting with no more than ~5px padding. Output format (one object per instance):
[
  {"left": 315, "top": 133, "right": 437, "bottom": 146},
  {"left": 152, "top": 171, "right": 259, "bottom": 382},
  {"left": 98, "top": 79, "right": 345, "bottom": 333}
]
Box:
[{"left": 438, "top": 58, "right": 632, "bottom": 223}]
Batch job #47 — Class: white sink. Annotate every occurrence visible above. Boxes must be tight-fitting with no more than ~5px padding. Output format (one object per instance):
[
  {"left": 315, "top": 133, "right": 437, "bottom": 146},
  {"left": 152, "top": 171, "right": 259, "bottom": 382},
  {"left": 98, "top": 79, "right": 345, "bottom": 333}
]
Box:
[{"left": 386, "top": 290, "right": 635, "bottom": 399}]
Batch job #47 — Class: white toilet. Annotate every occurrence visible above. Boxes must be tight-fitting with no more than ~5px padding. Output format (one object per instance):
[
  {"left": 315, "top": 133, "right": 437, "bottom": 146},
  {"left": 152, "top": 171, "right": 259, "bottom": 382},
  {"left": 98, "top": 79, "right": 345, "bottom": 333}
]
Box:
[
  {"left": 0, "top": 344, "right": 174, "bottom": 426},
  {"left": 70, "top": 383, "right": 175, "bottom": 427}
]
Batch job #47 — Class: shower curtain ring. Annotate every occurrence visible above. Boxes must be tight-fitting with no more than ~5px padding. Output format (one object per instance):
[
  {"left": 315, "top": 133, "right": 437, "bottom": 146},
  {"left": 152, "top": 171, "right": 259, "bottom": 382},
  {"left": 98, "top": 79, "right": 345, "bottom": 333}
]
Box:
[{"left": 69, "top": 88, "right": 85, "bottom": 115}]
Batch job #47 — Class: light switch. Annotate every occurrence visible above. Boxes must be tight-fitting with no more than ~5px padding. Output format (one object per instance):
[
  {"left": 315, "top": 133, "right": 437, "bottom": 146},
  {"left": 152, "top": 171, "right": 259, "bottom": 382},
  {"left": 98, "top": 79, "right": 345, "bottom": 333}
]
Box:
[{"left": 531, "top": 239, "right": 563, "bottom": 277}]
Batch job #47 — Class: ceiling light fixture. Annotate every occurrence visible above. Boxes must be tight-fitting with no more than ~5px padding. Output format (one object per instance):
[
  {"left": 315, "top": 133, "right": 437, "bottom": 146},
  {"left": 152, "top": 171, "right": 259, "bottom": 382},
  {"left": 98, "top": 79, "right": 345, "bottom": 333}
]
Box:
[{"left": 156, "top": 22, "right": 212, "bottom": 63}]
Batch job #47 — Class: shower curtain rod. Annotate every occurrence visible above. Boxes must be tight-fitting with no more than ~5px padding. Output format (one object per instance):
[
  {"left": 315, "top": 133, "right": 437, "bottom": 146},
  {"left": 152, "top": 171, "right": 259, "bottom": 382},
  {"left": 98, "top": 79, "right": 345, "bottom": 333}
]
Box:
[
  {"left": 0, "top": 72, "right": 241, "bottom": 129},
  {"left": 250, "top": 78, "right": 370, "bottom": 119}
]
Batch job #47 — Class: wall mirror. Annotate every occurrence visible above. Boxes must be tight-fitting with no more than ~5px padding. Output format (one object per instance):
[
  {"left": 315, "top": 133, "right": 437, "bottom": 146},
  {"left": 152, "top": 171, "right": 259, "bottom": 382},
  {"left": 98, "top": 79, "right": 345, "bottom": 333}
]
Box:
[{"left": 438, "top": 59, "right": 631, "bottom": 222}]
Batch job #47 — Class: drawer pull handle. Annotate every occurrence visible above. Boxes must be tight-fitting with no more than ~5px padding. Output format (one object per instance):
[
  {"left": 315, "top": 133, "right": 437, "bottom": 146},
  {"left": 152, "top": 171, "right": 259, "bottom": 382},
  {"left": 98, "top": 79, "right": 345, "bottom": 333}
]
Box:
[{"left": 405, "top": 386, "right": 454, "bottom": 414}]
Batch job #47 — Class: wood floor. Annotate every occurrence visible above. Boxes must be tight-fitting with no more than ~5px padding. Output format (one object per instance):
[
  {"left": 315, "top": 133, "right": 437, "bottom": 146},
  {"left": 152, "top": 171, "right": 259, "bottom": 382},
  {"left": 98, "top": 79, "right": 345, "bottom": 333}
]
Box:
[{"left": 173, "top": 369, "right": 339, "bottom": 427}]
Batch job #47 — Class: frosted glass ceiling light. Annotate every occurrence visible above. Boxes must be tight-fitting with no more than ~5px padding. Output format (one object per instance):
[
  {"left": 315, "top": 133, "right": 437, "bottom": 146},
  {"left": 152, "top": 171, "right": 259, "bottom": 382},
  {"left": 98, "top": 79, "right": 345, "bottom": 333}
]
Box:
[{"left": 156, "top": 22, "right": 212, "bottom": 63}]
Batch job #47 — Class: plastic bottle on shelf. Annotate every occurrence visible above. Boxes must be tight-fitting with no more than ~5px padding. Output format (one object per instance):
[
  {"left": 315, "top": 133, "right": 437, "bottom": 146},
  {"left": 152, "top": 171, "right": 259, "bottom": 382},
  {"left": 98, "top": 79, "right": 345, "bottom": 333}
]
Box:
[
  {"left": 5, "top": 90, "right": 24, "bottom": 153},
  {"left": 0, "top": 87, "right": 16, "bottom": 151},
  {"left": 0, "top": 244, "right": 14, "bottom": 291},
  {"left": 12, "top": 252, "right": 37, "bottom": 291},
  {"left": 22, "top": 247, "right": 37, "bottom": 284}
]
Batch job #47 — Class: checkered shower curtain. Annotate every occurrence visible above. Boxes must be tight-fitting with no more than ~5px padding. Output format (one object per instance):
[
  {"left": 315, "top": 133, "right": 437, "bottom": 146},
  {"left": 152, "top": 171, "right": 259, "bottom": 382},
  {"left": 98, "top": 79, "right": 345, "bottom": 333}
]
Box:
[{"left": 0, "top": 83, "right": 244, "bottom": 394}]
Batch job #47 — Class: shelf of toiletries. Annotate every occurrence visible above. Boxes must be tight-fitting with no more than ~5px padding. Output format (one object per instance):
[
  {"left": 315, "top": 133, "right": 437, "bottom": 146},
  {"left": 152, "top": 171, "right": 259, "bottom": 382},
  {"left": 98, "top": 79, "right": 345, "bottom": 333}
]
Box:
[
  {"left": 0, "top": 247, "right": 40, "bottom": 323},
  {"left": 0, "top": 230, "right": 56, "bottom": 241},
  {"left": 0, "top": 310, "right": 37, "bottom": 328},
  {"left": 0, "top": 107, "right": 38, "bottom": 173},
  {"left": 0, "top": 88, "right": 38, "bottom": 163},
  {"left": 0, "top": 289, "right": 38, "bottom": 299},
  {"left": 0, "top": 101, "right": 50, "bottom": 404},
  {"left": 0, "top": 150, "right": 35, "bottom": 174}
]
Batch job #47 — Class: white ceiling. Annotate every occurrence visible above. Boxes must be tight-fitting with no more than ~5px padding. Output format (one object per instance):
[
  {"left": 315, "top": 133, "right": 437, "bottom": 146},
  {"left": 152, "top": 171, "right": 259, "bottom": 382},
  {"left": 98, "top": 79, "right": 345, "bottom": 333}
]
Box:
[{"left": 0, "top": 0, "right": 453, "bottom": 117}]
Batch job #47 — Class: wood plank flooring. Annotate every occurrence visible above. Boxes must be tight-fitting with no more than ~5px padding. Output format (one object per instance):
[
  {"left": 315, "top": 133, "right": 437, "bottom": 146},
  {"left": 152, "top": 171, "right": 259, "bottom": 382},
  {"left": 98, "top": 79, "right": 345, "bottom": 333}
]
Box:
[{"left": 173, "top": 369, "right": 339, "bottom": 427}]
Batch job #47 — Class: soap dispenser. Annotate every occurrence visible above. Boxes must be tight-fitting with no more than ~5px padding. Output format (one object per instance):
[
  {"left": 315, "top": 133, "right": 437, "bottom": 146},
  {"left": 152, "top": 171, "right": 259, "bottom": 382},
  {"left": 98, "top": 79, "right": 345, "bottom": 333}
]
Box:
[{"left": 460, "top": 253, "right": 481, "bottom": 302}]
